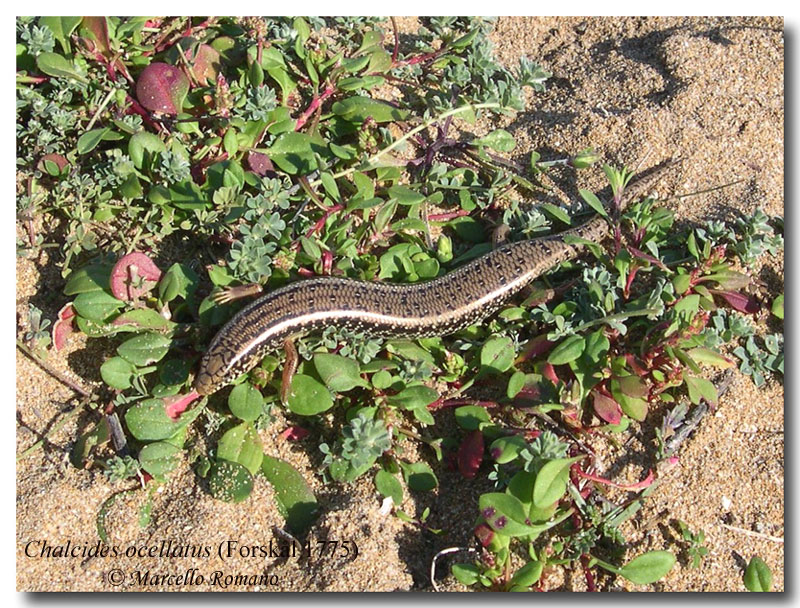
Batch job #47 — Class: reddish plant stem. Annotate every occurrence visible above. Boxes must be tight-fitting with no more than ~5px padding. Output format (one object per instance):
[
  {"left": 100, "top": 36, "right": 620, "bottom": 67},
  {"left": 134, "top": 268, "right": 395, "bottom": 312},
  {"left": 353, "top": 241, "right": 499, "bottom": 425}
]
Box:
[
  {"left": 427, "top": 209, "right": 470, "bottom": 222},
  {"left": 295, "top": 84, "right": 336, "bottom": 131},
  {"left": 304, "top": 203, "right": 344, "bottom": 239},
  {"left": 430, "top": 398, "right": 499, "bottom": 410},
  {"left": 125, "top": 95, "right": 160, "bottom": 131},
  {"left": 394, "top": 48, "right": 444, "bottom": 68},
  {"left": 390, "top": 17, "right": 400, "bottom": 64},
  {"left": 580, "top": 555, "right": 598, "bottom": 592}
]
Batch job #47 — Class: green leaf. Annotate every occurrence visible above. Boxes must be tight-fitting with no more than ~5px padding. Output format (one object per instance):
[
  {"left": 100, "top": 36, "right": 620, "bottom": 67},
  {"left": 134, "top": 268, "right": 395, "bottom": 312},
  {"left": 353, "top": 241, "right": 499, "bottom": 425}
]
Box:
[
  {"left": 139, "top": 441, "right": 181, "bottom": 477},
  {"left": 375, "top": 470, "right": 403, "bottom": 505},
  {"left": 117, "top": 333, "right": 171, "bottom": 366},
  {"left": 617, "top": 550, "right": 676, "bottom": 585},
  {"left": 684, "top": 375, "right": 718, "bottom": 407},
  {"left": 129, "top": 131, "right": 166, "bottom": 169},
  {"left": 451, "top": 563, "right": 481, "bottom": 586},
  {"left": 286, "top": 374, "right": 334, "bottom": 415},
  {"left": 472, "top": 129, "right": 516, "bottom": 152},
  {"left": 610, "top": 379, "right": 648, "bottom": 421},
  {"left": 217, "top": 423, "right": 263, "bottom": 474},
  {"left": 39, "top": 17, "right": 82, "bottom": 53},
  {"left": 480, "top": 336, "right": 515, "bottom": 374},
  {"left": 112, "top": 309, "right": 176, "bottom": 332},
  {"left": 314, "top": 353, "right": 368, "bottom": 392},
  {"left": 507, "top": 370, "right": 526, "bottom": 398},
  {"left": 36, "top": 52, "right": 87, "bottom": 82},
  {"left": 532, "top": 457, "right": 581, "bottom": 508},
  {"left": 388, "top": 184, "right": 425, "bottom": 206},
  {"left": 744, "top": 556, "right": 773, "bottom": 592},
  {"left": 64, "top": 263, "right": 112, "bottom": 295},
  {"left": 261, "top": 455, "right": 318, "bottom": 534},
  {"left": 478, "top": 492, "right": 537, "bottom": 537},
  {"left": 124, "top": 398, "right": 203, "bottom": 442},
  {"left": 223, "top": 128, "right": 238, "bottom": 156},
  {"left": 400, "top": 461, "right": 438, "bottom": 492},
  {"left": 386, "top": 384, "right": 439, "bottom": 410},
  {"left": 490, "top": 435, "right": 529, "bottom": 464},
  {"left": 510, "top": 560, "right": 543, "bottom": 587},
  {"left": 454, "top": 405, "right": 491, "bottom": 431},
  {"left": 771, "top": 294, "right": 784, "bottom": 320},
  {"left": 579, "top": 189, "right": 609, "bottom": 219},
  {"left": 265, "top": 132, "right": 320, "bottom": 174},
  {"left": 72, "top": 291, "right": 124, "bottom": 322},
  {"left": 100, "top": 356, "right": 137, "bottom": 390},
  {"left": 686, "top": 347, "right": 734, "bottom": 369},
  {"left": 77, "top": 127, "right": 111, "bottom": 154},
  {"left": 331, "top": 96, "right": 410, "bottom": 123},
  {"left": 539, "top": 203, "right": 572, "bottom": 226},
  {"left": 208, "top": 459, "right": 253, "bottom": 503},
  {"left": 385, "top": 339, "right": 435, "bottom": 365},
  {"left": 548, "top": 335, "right": 586, "bottom": 365},
  {"left": 228, "top": 383, "right": 264, "bottom": 422}
]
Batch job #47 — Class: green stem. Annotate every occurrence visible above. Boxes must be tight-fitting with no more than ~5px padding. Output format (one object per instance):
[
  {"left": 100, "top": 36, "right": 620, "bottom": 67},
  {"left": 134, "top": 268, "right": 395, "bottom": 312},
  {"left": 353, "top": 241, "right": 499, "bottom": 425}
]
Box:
[
  {"left": 312, "top": 102, "right": 503, "bottom": 186},
  {"left": 86, "top": 88, "right": 117, "bottom": 131},
  {"left": 575, "top": 308, "right": 661, "bottom": 333},
  {"left": 573, "top": 308, "right": 661, "bottom": 333}
]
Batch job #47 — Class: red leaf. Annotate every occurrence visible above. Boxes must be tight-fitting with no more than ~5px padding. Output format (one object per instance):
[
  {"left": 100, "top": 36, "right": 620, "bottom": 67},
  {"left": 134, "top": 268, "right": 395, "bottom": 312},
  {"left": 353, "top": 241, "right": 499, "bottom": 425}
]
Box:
[
  {"left": 457, "top": 429, "right": 484, "bottom": 479},
  {"left": 624, "top": 353, "right": 648, "bottom": 376},
  {"left": 591, "top": 389, "right": 622, "bottom": 424},
  {"left": 516, "top": 334, "right": 554, "bottom": 363},
  {"left": 542, "top": 362, "right": 559, "bottom": 385},
  {"left": 58, "top": 302, "right": 77, "bottom": 321},
  {"left": 110, "top": 252, "right": 163, "bottom": 301},
  {"left": 82, "top": 17, "right": 112, "bottom": 57},
  {"left": 474, "top": 522, "right": 494, "bottom": 547},
  {"left": 280, "top": 426, "right": 310, "bottom": 441},
  {"left": 164, "top": 391, "right": 199, "bottom": 420},
  {"left": 52, "top": 318, "right": 74, "bottom": 352},
  {"left": 190, "top": 43, "right": 221, "bottom": 85},
  {"left": 627, "top": 245, "right": 668, "bottom": 270},
  {"left": 715, "top": 290, "right": 760, "bottom": 314},
  {"left": 136, "top": 63, "right": 189, "bottom": 115},
  {"left": 247, "top": 151, "right": 274, "bottom": 176}
]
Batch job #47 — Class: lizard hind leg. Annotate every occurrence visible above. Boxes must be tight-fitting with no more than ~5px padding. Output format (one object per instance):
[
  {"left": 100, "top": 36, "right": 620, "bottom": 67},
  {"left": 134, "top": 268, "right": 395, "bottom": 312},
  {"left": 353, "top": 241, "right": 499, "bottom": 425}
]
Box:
[{"left": 280, "top": 338, "right": 300, "bottom": 406}]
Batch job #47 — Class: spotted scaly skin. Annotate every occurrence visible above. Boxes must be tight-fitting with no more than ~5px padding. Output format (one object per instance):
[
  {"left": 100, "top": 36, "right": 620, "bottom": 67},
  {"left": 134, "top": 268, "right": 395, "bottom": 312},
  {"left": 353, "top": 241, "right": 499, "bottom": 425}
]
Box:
[{"left": 194, "top": 166, "right": 670, "bottom": 395}]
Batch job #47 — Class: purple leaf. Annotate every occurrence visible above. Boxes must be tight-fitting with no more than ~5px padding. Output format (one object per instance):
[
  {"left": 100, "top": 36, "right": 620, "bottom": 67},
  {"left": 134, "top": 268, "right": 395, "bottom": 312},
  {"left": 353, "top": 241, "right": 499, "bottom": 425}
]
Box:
[
  {"left": 247, "top": 151, "right": 275, "bottom": 176},
  {"left": 592, "top": 389, "right": 622, "bottom": 424},
  {"left": 457, "top": 429, "right": 483, "bottom": 479},
  {"left": 136, "top": 63, "right": 189, "bottom": 115},
  {"left": 714, "top": 290, "right": 760, "bottom": 314},
  {"left": 627, "top": 245, "right": 668, "bottom": 270},
  {"left": 110, "top": 252, "right": 163, "bottom": 302}
]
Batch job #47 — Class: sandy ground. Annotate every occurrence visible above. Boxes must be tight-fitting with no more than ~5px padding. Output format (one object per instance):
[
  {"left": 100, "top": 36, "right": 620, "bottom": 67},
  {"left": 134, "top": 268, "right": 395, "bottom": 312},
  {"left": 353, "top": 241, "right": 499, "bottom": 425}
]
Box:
[{"left": 16, "top": 16, "right": 783, "bottom": 592}]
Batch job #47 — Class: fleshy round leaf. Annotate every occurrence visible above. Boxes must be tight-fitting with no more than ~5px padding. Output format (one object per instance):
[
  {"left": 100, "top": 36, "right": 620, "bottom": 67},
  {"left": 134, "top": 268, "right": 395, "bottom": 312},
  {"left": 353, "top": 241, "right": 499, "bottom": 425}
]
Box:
[
  {"left": 117, "top": 333, "right": 171, "bottom": 366},
  {"left": 136, "top": 62, "right": 189, "bottom": 115},
  {"left": 139, "top": 441, "right": 181, "bottom": 477},
  {"left": 261, "top": 455, "right": 318, "bottom": 533},
  {"left": 286, "top": 374, "right": 334, "bottom": 416},
  {"left": 314, "top": 353, "right": 368, "bottom": 392},
  {"left": 617, "top": 550, "right": 676, "bottom": 585},
  {"left": 228, "top": 383, "right": 265, "bottom": 422},
  {"left": 208, "top": 459, "right": 253, "bottom": 503},
  {"left": 480, "top": 336, "right": 515, "bottom": 374},
  {"left": 217, "top": 423, "right": 263, "bottom": 474}
]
